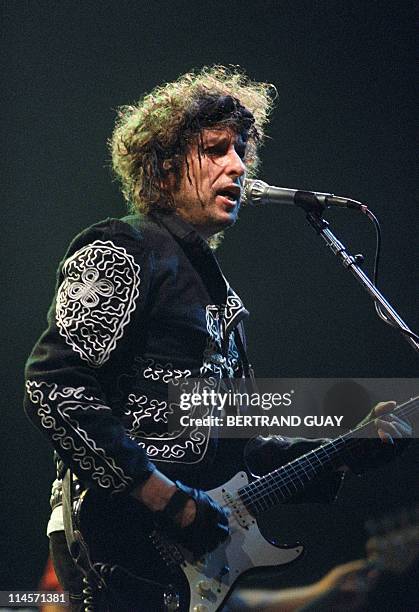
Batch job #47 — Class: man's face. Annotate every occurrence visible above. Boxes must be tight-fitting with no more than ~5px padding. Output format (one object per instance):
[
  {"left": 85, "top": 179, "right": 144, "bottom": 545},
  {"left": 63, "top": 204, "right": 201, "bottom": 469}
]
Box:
[{"left": 172, "top": 128, "right": 247, "bottom": 238}]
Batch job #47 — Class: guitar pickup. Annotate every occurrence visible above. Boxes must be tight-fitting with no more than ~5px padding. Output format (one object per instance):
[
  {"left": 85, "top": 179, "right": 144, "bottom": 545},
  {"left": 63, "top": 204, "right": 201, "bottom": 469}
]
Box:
[{"left": 222, "top": 490, "right": 253, "bottom": 529}]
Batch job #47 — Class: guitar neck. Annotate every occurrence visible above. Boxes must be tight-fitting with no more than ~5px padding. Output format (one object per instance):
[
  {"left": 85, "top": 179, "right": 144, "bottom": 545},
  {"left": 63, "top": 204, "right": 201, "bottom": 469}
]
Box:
[{"left": 238, "top": 396, "right": 418, "bottom": 516}]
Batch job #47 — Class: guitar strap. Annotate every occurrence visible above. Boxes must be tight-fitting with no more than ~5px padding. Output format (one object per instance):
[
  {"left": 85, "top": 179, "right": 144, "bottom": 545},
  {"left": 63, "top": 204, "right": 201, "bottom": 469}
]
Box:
[
  {"left": 61, "top": 469, "right": 74, "bottom": 550},
  {"left": 62, "top": 470, "right": 108, "bottom": 601}
]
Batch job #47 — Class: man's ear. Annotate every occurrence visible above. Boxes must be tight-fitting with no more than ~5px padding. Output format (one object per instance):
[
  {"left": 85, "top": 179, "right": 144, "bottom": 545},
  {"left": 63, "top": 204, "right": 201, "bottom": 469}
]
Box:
[{"left": 159, "top": 160, "right": 175, "bottom": 190}]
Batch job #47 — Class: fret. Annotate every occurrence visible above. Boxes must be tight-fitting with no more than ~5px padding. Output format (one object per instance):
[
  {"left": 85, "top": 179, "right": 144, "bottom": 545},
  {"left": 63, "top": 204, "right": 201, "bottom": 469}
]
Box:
[
  {"left": 288, "top": 460, "right": 305, "bottom": 488},
  {"left": 274, "top": 476, "right": 291, "bottom": 499},
  {"left": 277, "top": 475, "right": 293, "bottom": 499},
  {"left": 307, "top": 448, "right": 327, "bottom": 471},
  {"left": 298, "top": 457, "right": 315, "bottom": 478}
]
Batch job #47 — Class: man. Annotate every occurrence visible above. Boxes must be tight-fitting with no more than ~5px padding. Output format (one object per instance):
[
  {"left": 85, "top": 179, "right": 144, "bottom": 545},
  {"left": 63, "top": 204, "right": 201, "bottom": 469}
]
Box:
[{"left": 24, "top": 66, "right": 410, "bottom": 611}]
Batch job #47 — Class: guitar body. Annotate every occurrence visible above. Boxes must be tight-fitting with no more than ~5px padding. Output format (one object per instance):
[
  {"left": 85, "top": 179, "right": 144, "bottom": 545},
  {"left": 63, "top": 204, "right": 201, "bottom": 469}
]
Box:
[{"left": 76, "top": 471, "right": 305, "bottom": 611}]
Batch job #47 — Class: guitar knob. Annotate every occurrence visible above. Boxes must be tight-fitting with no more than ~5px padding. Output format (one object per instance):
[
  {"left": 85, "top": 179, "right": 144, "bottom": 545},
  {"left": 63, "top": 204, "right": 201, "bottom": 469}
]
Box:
[
  {"left": 196, "top": 580, "right": 211, "bottom": 595},
  {"left": 193, "top": 606, "right": 209, "bottom": 612}
]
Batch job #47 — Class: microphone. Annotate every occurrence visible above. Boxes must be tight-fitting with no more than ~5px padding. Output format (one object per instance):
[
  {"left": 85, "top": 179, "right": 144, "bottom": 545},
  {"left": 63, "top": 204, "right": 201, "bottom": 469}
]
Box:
[{"left": 243, "top": 179, "right": 367, "bottom": 212}]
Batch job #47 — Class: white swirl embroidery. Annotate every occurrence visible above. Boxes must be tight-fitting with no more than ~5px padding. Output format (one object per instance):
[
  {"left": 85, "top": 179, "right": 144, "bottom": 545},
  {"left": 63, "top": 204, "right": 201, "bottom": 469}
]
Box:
[
  {"left": 67, "top": 267, "right": 114, "bottom": 307},
  {"left": 200, "top": 305, "right": 240, "bottom": 378},
  {"left": 56, "top": 240, "right": 140, "bottom": 367},
  {"left": 205, "top": 305, "right": 222, "bottom": 344},
  {"left": 137, "top": 433, "right": 208, "bottom": 462},
  {"left": 125, "top": 393, "right": 211, "bottom": 463},
  {"left": 126, "top": 394, "right": 177, "bottom": 431},
  {"left": 225, "top": 290, "right": 244, "bottom": 327},
  {"left": 26, "top": 380, "right": 132, "bottom": 492},
  {"left": 138, "top": 357, "right": 191, "bottom": 384}
]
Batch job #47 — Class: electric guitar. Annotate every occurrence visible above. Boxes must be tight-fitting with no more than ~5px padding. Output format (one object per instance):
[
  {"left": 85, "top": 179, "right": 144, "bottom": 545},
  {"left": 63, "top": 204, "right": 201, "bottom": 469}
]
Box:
[{"left": 73, "top": 396, "right": 417, "bottom": 611}]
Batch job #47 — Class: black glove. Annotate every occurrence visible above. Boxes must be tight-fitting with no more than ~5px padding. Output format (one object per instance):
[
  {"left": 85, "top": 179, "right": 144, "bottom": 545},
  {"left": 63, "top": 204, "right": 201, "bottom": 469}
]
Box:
[{"left": 157, "top": 480, "right": 230, "bottom": 557}]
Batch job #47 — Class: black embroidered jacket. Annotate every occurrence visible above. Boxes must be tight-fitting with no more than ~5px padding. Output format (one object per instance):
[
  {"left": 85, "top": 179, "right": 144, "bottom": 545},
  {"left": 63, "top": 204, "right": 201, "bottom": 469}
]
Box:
[
  {"left": 24, "top": 210, "right": 349, "bottom": 500},
  {"left": 24, "top": 211, "right": 256, "bottom": 492}
]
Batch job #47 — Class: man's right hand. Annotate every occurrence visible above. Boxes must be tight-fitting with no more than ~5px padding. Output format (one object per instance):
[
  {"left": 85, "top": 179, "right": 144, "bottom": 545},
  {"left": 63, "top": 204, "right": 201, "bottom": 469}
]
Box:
[
  {"left": 165, "top": 481, "right": 230, "bottom": 556},
  {"left": 131, "top": 470, "right": 230, "bottom": 557}
]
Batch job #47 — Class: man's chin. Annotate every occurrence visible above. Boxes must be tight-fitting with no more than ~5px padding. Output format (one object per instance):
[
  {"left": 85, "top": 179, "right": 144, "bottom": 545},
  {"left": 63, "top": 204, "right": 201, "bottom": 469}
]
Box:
[
  {"left": 220, "top": 206, "right": 240, "bottom": 225},
  {"left": 212, "top": 213, "right": 238, "bottom": 234},
  {"left": 192, "top": 209, "right": 239, "bottom": 239}
]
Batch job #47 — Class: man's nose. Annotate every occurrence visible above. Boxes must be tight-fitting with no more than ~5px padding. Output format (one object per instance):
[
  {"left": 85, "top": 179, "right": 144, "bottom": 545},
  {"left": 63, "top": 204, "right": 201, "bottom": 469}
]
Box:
[{"left": 225, "top": 148, "right": 246, "bottom": 178}]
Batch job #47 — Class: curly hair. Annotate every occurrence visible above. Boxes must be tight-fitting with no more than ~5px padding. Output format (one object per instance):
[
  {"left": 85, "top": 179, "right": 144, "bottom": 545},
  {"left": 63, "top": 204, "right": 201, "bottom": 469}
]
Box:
[{"left": 110, "top": 65, "right": 275, "bottom": 215}]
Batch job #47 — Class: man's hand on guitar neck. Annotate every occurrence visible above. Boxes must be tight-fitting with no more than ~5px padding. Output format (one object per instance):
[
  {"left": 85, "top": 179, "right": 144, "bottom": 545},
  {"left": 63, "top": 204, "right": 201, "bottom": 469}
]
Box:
[
  {"left": 130, "top": 470, "right": 230, "bottom": 556},
  {"left": 344, "top": 400, "right": 413, "bottom": 474},
  {"left": 370, "top": 401, "right": 412, "bottom": 443}
]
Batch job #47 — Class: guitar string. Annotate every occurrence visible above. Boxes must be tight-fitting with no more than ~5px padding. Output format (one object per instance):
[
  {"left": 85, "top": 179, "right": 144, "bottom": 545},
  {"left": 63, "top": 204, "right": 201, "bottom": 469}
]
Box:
[
  {"left": 221, "top": 435, "right": 391, "bottom": 517},
  {"left": 237, "top": 430, "right": 412, "bottom": 513},
  {"left": 239, "top": 399, "right": 418, "bottom": 501},
  {"left": 201, "top": 400, "right": 417, "bottom": 525},
  {"left": 221, "top": 440, "right": 346, "bottom": 517},
  {"left": 201, "top": 399, "right": 417, "bottom": 522},
  {"left": 237, "top": 438, "right": 417, "bottom": 514},
  {"left": 218, "top": 436, "right": 374, "bottom": 517},
  {"left": 239, "top": 437, "right": 346, "bottom": 504},
  {"left": 217, "top": 443, "right": 344, "bottom": 517},
  {"left": 230, "top": 400, "right": 418, "bottom": 515}
]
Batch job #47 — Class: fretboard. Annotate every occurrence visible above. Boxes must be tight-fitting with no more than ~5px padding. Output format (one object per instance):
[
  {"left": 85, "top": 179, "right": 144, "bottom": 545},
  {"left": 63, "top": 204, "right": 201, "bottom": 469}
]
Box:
[{"left": 238, "top": 395, "right": 418, "bottom": 516}]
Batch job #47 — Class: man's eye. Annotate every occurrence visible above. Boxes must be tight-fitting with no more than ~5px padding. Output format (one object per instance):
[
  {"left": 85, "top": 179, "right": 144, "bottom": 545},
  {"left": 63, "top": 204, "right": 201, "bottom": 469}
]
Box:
[{"left": 205, "top": 145, "right": 224, "bottom": 156}]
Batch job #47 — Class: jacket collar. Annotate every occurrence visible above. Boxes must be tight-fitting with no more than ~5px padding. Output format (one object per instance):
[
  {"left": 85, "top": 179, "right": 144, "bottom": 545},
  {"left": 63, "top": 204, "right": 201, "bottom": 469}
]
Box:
[{"left": 151, "top": 210, "right": 249, "bottom": 333}]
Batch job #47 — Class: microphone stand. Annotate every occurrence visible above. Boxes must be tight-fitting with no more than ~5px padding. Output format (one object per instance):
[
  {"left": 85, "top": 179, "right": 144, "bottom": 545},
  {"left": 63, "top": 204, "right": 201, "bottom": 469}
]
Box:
[{"left": 299, "top": 196, "right": 419, "bottom": 355}]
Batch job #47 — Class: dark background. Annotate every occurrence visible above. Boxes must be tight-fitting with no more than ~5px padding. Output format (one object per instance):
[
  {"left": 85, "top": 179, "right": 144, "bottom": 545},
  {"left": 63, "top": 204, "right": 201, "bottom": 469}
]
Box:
[{"left": 2, "top": 0, "right": 418, "bottom": 599}]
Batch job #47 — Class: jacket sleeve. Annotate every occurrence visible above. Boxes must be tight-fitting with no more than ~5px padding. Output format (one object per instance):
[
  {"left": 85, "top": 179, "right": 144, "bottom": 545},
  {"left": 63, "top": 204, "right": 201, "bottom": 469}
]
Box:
[
  {"left": 24, "top": 219, "right": 156, "bottom": 494},
  {"left": 244, "top": 435, "right": 345, "bottom": 503}
]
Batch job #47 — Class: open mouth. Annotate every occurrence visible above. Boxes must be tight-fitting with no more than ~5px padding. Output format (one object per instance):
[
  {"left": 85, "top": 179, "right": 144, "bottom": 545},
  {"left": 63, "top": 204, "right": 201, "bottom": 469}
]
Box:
[{"left": 216, "top": 185, "right": 241, "bottom": 204}]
